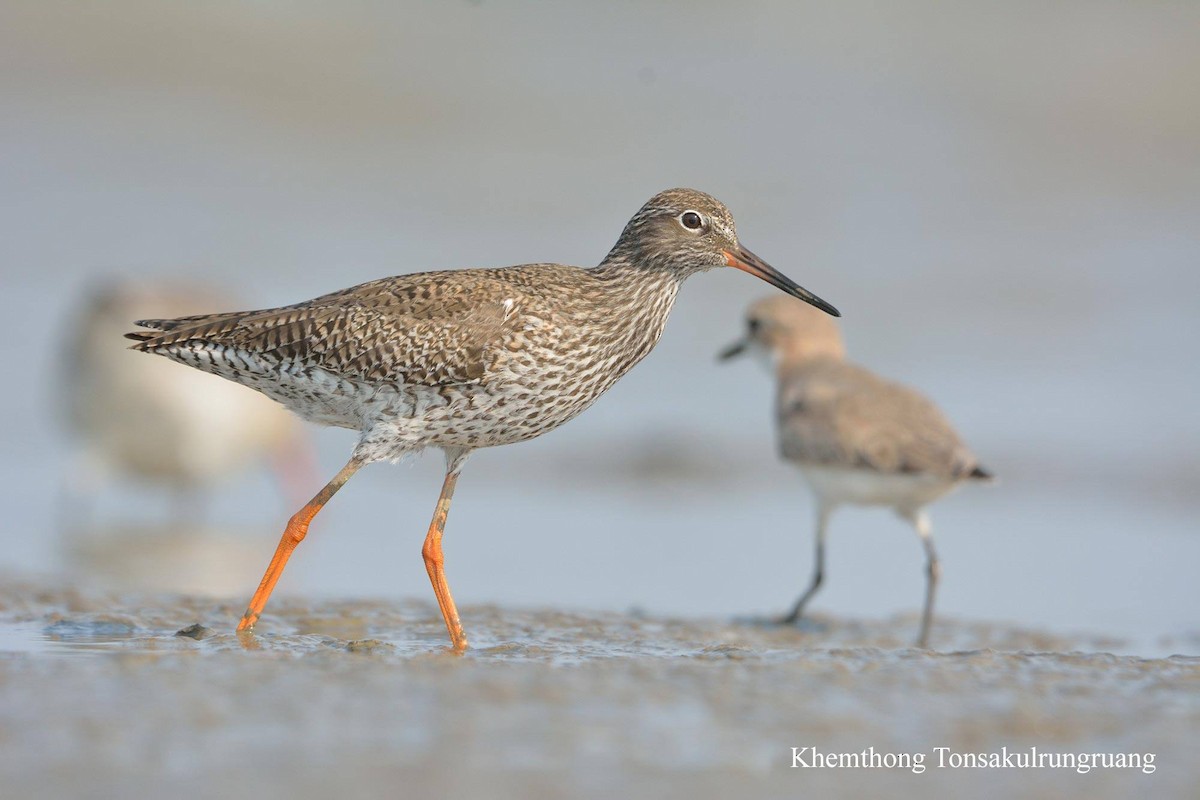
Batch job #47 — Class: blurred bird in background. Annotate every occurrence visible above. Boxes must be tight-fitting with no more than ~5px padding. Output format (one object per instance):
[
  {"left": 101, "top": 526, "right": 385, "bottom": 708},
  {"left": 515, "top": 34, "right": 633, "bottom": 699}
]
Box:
[
  {"left": 59, "top": 280, "right": 318, "bottom": 523},
  {"left": 56, "top": 281, "right": 318, "bottom": 593},
  {"left": 721, "top": 296, "right": 992, "bottom": 647}
]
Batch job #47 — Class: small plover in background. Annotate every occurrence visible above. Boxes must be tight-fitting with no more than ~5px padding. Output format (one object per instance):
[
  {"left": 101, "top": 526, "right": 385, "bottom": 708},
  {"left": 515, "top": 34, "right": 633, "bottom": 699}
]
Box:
[{"left": 721, "top": 295, "right": 991, "bottom": 647}]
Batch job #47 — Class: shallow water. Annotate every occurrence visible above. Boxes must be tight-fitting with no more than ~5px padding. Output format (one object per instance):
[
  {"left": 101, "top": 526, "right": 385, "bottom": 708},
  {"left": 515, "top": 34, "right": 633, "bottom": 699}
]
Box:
[{"left": 1, "top": 582, "right": 1196, "bottom": 799}]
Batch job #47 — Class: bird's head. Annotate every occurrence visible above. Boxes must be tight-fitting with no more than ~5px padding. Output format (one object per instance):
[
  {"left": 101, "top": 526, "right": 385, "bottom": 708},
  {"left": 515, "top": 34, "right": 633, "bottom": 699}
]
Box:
[
  {"left": 719, "top": 294, "right": 846, "bottom": 367},
  {"left": 607, "top": 188, "right": 840, "bottom": 317}
]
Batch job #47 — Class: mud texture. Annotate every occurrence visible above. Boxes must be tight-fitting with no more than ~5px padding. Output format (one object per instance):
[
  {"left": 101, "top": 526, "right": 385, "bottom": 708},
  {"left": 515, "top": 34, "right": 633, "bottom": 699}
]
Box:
[{"left": 0, "top": 581, "right": 1195, "bottom": 799}]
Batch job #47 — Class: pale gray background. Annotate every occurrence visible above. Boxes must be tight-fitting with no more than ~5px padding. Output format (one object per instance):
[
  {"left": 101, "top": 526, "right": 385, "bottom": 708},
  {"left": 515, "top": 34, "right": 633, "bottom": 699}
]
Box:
[{"left": 2, "top": 2, "right": 1197, "bottom": 653}]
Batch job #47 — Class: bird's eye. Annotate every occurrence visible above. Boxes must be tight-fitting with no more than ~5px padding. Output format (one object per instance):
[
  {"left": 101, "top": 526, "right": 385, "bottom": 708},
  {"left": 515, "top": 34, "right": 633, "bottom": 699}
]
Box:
[
  {"left": 680, "top": 211, "right": 704, "bottom": 231},
  {"left": 747, "top": 318, "right": 762, "bottom": 334}
]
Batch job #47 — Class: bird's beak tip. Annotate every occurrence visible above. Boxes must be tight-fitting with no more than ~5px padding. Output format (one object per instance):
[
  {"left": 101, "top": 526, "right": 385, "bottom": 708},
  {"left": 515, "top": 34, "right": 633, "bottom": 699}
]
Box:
[{"left": 722, "top": 248, "right": 840, "bottom": 318}]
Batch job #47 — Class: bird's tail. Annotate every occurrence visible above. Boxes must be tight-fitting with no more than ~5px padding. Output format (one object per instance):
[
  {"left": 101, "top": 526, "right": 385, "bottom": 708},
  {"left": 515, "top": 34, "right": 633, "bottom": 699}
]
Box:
[
  {"left": 124, "top": 311, "right": 247, "bottom": 350},
  {"left": 968, "top": 465, "right": 995, "bottom": 482}
]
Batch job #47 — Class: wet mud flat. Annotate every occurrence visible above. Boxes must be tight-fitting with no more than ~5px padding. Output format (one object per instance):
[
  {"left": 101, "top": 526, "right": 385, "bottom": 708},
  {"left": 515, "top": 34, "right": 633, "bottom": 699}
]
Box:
[{"left": 0, "top": 581, "right": 1195, "bottom": 799}]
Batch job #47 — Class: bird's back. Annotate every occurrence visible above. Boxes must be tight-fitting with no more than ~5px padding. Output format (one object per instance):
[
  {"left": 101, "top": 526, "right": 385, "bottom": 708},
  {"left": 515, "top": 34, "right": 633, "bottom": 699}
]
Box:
[
  {"left": 127, "top": 262, "right": 682, "bottom": 450},
  {"left": 776, "top": 358, "right": 988, "bottom": 482},
  {"left": 130, "top": 268, "right": 545, "bottom": 383}
]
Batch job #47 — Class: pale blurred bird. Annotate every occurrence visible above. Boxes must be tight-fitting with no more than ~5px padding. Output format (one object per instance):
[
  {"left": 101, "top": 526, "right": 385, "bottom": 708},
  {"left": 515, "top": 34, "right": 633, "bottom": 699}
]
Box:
[
  {"left": 59, "top": 280, "right": 316, "bottom": 526},
  {"left": 720, "top": 296, "right": 991, "bottom": 647}
]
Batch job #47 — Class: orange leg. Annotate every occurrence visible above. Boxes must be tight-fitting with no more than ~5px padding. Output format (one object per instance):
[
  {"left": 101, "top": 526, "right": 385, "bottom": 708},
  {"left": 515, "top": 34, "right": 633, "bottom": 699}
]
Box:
[
  {"left": 236, "top": 457, "right": 363, "bottom": 632},
  {"left": 422, "top": 468, "right": 468, "bottom": 651}
]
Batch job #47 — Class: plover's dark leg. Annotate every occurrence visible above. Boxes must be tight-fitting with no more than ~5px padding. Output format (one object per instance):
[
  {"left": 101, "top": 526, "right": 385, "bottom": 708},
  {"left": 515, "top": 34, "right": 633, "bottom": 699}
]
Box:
[
  {"left": 906, "top": 508, "right": 939, "bottom": 648},
  {"left": 778, "top": 502, "right": 834, "bottom": 625}
]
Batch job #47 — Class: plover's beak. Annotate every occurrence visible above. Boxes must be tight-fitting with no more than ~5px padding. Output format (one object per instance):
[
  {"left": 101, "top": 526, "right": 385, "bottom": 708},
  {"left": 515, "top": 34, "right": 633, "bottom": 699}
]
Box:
[
  {"left": 723, "top": 247, "right": 840, "bottom": 317},
  {"left": 717, "top": 338, "right": 749, "bottom": 361}
]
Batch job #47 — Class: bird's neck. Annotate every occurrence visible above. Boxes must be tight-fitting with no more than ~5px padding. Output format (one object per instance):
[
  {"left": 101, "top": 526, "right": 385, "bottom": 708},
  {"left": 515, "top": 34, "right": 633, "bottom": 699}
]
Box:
[
  {"left": 590, "top": 257, "right": 685, "bottom": 325},
  {"left": 581, "top": 258, "right": 685, "bottom": 377}
]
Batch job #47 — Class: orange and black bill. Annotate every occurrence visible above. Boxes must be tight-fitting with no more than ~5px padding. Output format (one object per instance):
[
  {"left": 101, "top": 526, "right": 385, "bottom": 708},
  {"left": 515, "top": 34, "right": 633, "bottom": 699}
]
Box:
[{"left": 723, "top": 247, "right": 840, "bottom": 317}]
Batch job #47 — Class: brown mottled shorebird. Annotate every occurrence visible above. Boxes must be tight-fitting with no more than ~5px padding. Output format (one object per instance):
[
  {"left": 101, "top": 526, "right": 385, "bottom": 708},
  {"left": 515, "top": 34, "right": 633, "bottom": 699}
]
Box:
[
  {"left": 126, "top": 188, "right": 839, "bottom": 650},
  {"left": 720, "top": 296, "right": 990, "bottom": 647}
]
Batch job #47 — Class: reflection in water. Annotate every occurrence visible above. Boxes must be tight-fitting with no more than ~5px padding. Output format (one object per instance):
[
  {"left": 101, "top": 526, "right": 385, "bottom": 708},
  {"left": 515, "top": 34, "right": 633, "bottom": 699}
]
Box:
[{"left": 61, "top": 523, "right": 265, "bottom": 596}]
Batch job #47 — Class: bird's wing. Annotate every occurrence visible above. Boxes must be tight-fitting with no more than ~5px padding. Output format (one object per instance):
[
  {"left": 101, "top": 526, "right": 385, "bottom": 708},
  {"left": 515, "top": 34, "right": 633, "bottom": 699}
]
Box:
[
  {"left": 127, "top": 269, "right": 537, "bottom": 388},
  {"left": 777, "top": 361, "right": 981, "bottom": 479}
]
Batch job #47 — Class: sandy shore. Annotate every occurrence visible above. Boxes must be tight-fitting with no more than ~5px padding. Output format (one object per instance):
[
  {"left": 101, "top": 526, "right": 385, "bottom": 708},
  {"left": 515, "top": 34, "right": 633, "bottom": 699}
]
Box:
[{"left": 0, "top": 580, "right": 1195, "bottom": 799}]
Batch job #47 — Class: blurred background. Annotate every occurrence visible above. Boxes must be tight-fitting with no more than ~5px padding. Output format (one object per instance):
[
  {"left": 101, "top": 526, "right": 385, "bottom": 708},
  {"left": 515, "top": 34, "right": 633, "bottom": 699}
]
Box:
[{"left": 1, "top": 1, "right": 1196, "bottom": 654}]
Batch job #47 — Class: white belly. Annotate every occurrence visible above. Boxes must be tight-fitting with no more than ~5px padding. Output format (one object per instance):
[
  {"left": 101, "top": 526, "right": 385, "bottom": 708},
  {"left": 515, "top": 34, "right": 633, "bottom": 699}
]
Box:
[{"left": 798, "top": 465, "right": 958, "bottom": 510}]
